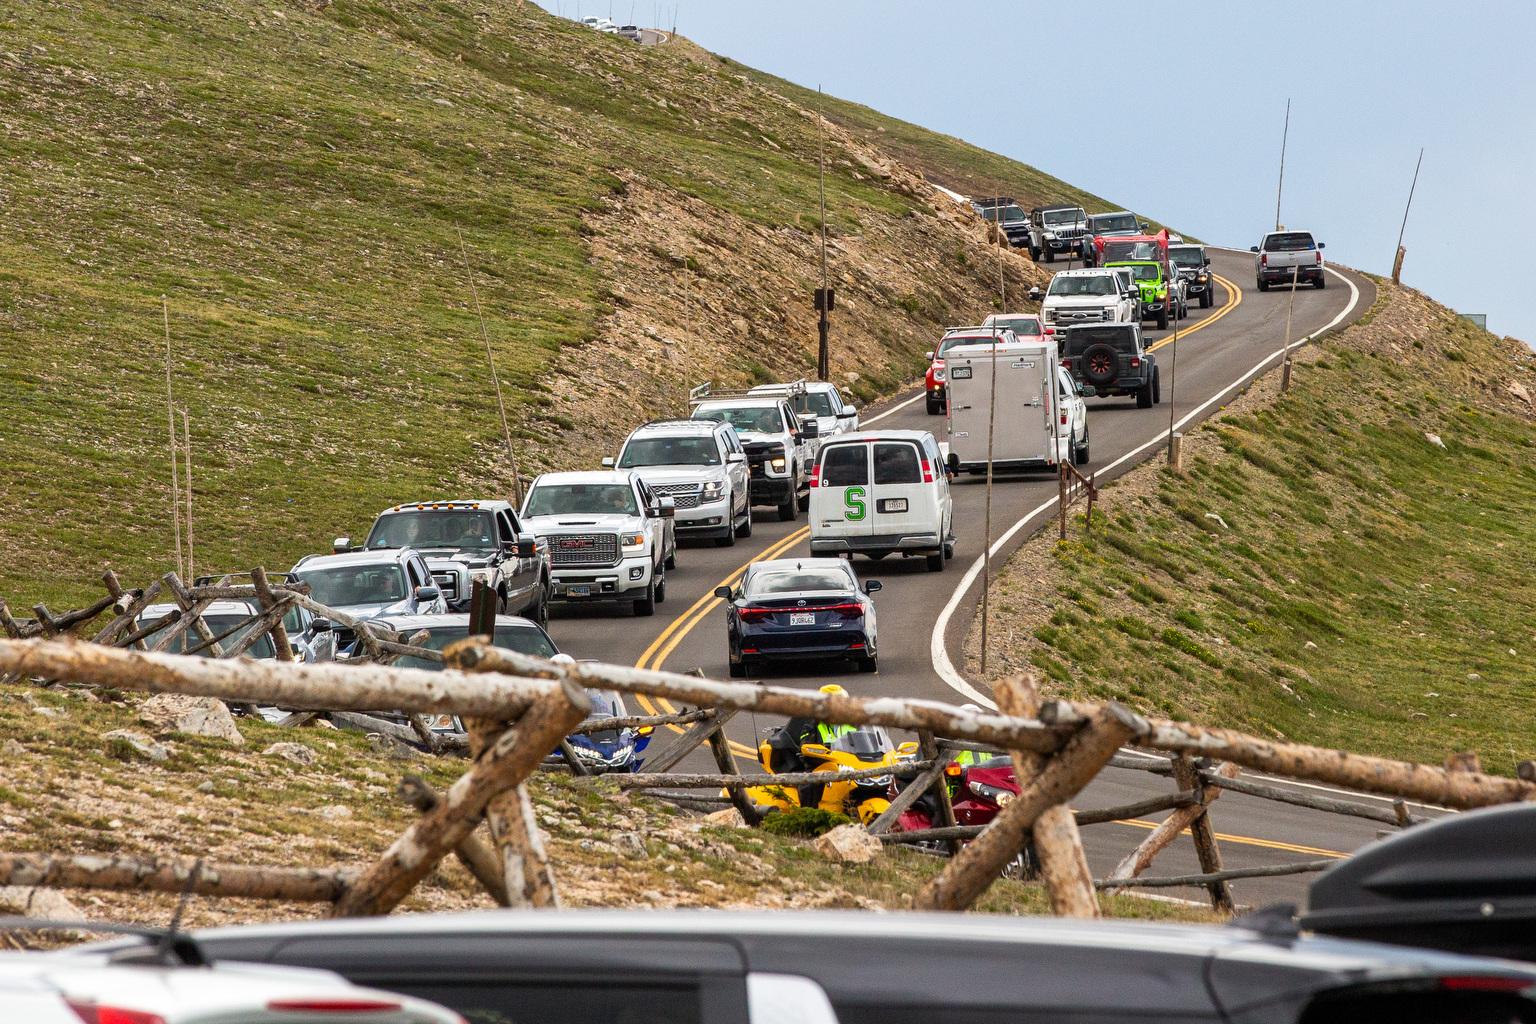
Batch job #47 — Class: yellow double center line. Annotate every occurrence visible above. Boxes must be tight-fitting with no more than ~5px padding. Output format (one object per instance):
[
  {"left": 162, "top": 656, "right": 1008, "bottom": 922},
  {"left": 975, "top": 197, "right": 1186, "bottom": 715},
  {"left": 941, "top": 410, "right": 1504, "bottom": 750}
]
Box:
[{"left": 1146, "top": 274, "right": 1242, "bottom": 354}]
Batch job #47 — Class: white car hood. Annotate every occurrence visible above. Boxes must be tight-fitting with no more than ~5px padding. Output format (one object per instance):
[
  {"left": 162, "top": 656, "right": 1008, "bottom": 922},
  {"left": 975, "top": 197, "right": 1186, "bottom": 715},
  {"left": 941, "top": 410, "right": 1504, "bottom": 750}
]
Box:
[
  {"left": 525, "top": 513, "right": 639, "bottom": 534},
  {"left": 1045, "top": 294, "right": 1118, "bottom": 309},
  {"left": 631, "top": 467, "right": 719, "bottom": 487},
  {"left": 335, "top": 598, "right": 415, "bottom": 620},
  {"left": 733, "top": 429, "right": 781, "bottom": 445}
]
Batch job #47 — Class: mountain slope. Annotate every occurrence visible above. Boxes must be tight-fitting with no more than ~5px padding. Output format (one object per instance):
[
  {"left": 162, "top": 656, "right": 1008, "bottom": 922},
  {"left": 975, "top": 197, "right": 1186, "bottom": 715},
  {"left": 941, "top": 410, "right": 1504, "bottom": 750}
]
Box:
[{"left": 0, "top": 1, "right": 1108, "bottom": 609}]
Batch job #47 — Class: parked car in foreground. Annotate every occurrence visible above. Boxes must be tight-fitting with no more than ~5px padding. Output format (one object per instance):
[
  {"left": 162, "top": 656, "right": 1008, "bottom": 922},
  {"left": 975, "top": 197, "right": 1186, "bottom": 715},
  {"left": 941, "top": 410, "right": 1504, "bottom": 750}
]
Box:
[
  {"left": 605, "top": 419, "right": 752, "bottom": 547},
  {"left": 520, "top": 470, "right": 675, "bottom": 616},
  {"left": 359, "top": 499, "right": 549, "bottom": 623},
  {"left": 134, "top": 910, "right": 1536, "bottom": 1024},
  {"left": 714, "top": 557, "right": 881, "bottom": 676},
  {"left": 1061, "top": 322, "right": 1161, "bottom": 408},
  {"left": 1253, "top": 229, "right": 1326, "bottom": 290}
]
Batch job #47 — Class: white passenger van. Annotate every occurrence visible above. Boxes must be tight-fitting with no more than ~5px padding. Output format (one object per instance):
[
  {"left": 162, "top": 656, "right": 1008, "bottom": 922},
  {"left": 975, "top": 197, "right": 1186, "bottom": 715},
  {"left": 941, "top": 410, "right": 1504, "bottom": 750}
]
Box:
[
  {"left": 808, "top": 429, "right": 954, "bottom": 572},
  {"left": 943, "top": 331, "right": 1088, "bottom": 473}
]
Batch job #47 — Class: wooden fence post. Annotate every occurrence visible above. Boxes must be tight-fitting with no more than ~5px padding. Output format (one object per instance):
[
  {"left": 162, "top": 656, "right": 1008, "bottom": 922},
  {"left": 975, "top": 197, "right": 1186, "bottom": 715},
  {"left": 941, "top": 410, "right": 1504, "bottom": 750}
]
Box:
[
  {"left": 1172, "top": 756, "right": 1234, "bottom": 914},
  {"left": 251, "top": 567, "right": 294, "bottom": 663},
  {"left": 917, "top": 730, "right": 961, "bottom": 854},
  {"left": 397, "top": 776, "right": 510, "bottom": 907},
  {"left": 1110, "top": 761, "right": 1239, "bottom": 883},
  {"left": 333, "top": 676, "right": 587, "bottom": 916},
  {"left": 706, "top": 724, "right": 762, "bottom": 826},
  {"left": 913, "top": 702, "right": 1138, "bottom": 912},
  {"left": 994, "top": 675, "right": 1099, "bottom": 918}
]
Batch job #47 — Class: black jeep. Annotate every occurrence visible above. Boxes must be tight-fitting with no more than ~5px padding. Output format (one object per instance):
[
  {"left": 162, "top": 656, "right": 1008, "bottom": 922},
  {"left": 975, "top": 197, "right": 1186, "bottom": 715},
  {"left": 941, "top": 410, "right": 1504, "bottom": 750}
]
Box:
[
  {"left": 1061, "top": 323, "right": 1161, "bottom": 408},
  {"left": 1170, "top": 243, "right": 1216, "bottom": 309}
]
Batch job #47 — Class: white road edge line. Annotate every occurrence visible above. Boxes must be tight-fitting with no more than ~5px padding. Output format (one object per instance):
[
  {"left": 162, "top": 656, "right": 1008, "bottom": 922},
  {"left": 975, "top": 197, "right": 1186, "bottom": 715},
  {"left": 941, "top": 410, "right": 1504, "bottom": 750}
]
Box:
[
  {"left": 864, "top": 390, "right": 925, "bottom": 425},
  {"left": 930, "top": 265, "right": 1362, "bottom": 710}
]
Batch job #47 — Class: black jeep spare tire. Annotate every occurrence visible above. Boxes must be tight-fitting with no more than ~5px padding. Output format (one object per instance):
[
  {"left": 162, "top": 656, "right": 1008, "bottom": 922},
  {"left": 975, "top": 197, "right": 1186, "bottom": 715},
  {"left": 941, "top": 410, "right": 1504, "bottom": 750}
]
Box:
[{"left": 1079, "top": 343, "right": 1118, "bottom": 386}]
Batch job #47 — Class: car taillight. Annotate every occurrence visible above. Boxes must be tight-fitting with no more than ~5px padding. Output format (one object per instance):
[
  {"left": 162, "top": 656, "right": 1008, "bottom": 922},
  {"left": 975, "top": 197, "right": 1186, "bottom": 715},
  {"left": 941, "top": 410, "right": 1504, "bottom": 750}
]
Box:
[
  {"left": 1261, "top": 253, "right": 1268, "bottom": 266},
  {"left": 1060, "top": 412, "right": 1067, "bottom": 425},
  {"left": 824, "top": 602, "right": 865, "bottom": 619},
  {"left": 1061, "top": 358, "right": 1072, "bottom": 368},
  {"left": 1315, "top": 250, "right": 1323, "bottom": 264},
  {"left": 738, "top": 606, "right": 775, "bottom": 622},
  {"left": 1130, "top": 357, "right": 1141, "bottom": 367},
  {"left": 809, "top": 463, "right": 821, "bottom": 488},
  {"left": 920, "top": 457, "right": 934, "bottom": 483},
  {"left": 268, "top": 998, "right": 406, "bottom": 1012},
  {"left": 66, "top": 1004, "right": 167, "bottom": 1024},
  {"left": 1438, "top": 976, "right": 1534, "bottom": 993}
]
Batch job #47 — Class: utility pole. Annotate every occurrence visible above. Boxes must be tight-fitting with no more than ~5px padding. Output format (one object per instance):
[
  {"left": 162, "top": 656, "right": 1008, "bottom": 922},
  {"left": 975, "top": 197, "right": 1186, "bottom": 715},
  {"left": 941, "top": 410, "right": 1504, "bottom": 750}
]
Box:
[
  {"left": 1165, "top": 300, "right": 1180, "bottom": 467},
  {"left": 1274, "top": 98, "right": 1290, "bottom": 231},
  {"left": 815, "top": 84, "right": 832, "bottom": 381},
  {"left": 162, "top": 297, "right": 184, "bottom": 579},
  {"left": 978, "top": 329, "right": 1000, "bottom": 675},
  {"left": 1393, "top": 147, "right": 1424, "bottom": 283}
]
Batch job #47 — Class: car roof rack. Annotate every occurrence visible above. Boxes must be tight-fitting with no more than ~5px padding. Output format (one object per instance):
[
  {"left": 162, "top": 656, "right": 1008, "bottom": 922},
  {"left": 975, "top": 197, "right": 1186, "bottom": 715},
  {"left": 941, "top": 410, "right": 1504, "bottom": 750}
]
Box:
[
  {"left": 635, "top": 418, "right": 711, "bottom": 430},
  {"left": 689, "top": 379, "right": 805, "bottom": 405},
  {"left": 191, "top": 570, "right": 300, "bottom": 587}
]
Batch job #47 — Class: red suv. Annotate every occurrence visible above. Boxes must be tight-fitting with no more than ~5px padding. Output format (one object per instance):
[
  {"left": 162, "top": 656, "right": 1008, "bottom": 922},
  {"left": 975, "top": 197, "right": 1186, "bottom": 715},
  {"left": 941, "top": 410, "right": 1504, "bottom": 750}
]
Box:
[{"left": 926, "top": 316, "right": 1050, "bottom": 415}]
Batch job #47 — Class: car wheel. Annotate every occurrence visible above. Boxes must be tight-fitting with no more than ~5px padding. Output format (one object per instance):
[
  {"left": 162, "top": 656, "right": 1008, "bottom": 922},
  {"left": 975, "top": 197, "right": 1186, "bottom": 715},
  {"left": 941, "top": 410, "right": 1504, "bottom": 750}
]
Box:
[
  {"left": 926, "top": 396, "right": 942, "bottom": 415},
  {"left": 925, "top": 551, "right": 944, "bottom": 573},
  {"left": 1156, "top": 306, "right": 1169, "bottom": 330},
  {"left": 728, "top": 659, "right": 746, "bottom": 679},
  {"left": 1079, "top": 343, "right": 1118, "bottom": 388},
  {"left": 1074, "top": 435, "right": 1090, "bottom": 466},
  {"left": 531, "top": 581, "right": 550, "bottom": 627},
  {"left": 1256, "top": 278, "right": 1269, "bottom": 292},
  {"left": 735, "top": 507, "right": 753, "bottom": 538},
  {"left": 857, "top": 652, "right": 878, "bottom": 673},
  {"left": 1153, "top": 366, "right": 1162, "bottom": 404},
  {"left": 1028, "top": 245, "right": 1041, "bottom": 261},
  {"left": 944, "top": 541, "right": 955, "bottom": 560},
  {"left": 1137, "top": 380, "right": 1154, "bottom": 408},
  {"left": 1314, "top": 275, "right": 1326, "bottom": 290},
  {"left": 715, "top": 514, "right": 736, "bottom": 548},
  {"left": 1201, "top": 290, "right": 1213, "bottom": 309},
  {"left": 633, "top": 578, "right": 656, "bottom": 617},
  {"left": 798, "top": 488, "right": 810, "bottom": 511},
  {"left": 495, "top": 588, "right": 509, "bottom": 614},
  {"left": 654, "top": 567, "right": 666, "bottom": 605},
  {"left": 664, "top": 549, "right": 677, "bottom": 570},
  {"left": 1043, "top": 248, "right": 1055, "bottom": 264},
  {"left": 778, "top": 487, "right": 798, "bottom": 522}
]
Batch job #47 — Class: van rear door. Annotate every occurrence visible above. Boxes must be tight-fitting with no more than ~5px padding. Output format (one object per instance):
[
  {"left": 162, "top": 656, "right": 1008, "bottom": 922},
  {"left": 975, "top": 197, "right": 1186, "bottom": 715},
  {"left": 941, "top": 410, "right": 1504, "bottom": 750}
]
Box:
[
  {"left": 811, "top": 441, "right": 873, "bottom": 540},
  {"left": 869, "top": 440, "right": 930, "bottom": 538}
]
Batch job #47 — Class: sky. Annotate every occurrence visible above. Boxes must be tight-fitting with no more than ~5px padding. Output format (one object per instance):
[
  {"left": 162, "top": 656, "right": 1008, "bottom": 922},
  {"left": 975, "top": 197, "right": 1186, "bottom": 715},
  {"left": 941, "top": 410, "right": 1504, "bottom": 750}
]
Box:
[{"left": 545, "top": 1, "right": 1536, "bottom": 343}]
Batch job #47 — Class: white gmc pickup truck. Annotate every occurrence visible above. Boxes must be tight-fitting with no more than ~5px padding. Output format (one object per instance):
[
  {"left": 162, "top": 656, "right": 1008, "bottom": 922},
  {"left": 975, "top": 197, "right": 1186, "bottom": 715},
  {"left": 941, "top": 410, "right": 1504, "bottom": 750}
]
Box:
[{"left": 1252, "top": 230, "right": 1326, "bottom": 291}]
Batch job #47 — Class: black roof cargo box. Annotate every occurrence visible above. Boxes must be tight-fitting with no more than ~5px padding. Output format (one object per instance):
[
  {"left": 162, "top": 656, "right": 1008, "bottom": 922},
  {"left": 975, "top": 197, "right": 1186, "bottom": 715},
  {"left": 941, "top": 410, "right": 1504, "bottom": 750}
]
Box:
[{"left": 1302, "top": 803, "right": 1536, "bottom": 963}]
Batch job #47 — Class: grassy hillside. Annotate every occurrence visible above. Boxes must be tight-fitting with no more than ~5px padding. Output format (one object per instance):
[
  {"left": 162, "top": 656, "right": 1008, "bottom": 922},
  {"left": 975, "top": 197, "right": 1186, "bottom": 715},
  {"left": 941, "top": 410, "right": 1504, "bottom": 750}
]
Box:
[
  {"left": 970, "top": 284, "right": 1536, "bottom": 774},
  {"left": 0, "top": 680, "right": 1216, "bottom": 926},
  {"left": 0, "top": 1, "right": 1097, "bottom": 611}
]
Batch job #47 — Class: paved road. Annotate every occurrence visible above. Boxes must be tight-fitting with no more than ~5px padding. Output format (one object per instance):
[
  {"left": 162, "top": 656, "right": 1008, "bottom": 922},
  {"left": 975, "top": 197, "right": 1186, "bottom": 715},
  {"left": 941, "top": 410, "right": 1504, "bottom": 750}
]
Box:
[{"left": 549, "top": 250, "right": 1412, "bottom": 909}]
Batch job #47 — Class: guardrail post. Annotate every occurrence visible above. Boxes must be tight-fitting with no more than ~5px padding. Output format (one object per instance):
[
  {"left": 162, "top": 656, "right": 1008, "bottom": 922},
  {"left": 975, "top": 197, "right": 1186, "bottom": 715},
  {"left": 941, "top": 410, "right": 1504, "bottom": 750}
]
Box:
[{"left": 1173, "top": 756, "right": 1234, "bottom": 914}]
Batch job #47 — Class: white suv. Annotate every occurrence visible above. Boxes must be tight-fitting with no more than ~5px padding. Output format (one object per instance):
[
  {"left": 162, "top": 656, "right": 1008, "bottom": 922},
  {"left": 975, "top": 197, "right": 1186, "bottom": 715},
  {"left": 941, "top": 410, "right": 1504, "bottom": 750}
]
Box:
[
  {"left": 690, "top": 388, "right": 817, "bottom": 523},
  {"left": 605, "top": 419, "right": 752, "bottom": 547},
  {"left": 520, "top": 470, "right": 677, "bottom": 616},
  {"left": 1040, "top": 268, "right": 1139, "bottom": 328}
]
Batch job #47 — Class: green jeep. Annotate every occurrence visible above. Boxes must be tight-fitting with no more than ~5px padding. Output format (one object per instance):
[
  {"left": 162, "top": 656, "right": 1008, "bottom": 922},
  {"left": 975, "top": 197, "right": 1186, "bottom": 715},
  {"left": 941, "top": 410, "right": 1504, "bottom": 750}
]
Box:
[{"left": 1105, "top": 260, "right": 1185, "bottom": 330}]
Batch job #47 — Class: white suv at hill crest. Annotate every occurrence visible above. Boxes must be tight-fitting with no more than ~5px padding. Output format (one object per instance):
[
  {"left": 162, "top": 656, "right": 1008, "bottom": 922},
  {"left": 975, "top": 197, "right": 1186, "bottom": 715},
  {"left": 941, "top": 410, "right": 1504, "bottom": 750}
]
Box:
[{"left": 605, "top": 419, "right": 752, "bottom": 547}]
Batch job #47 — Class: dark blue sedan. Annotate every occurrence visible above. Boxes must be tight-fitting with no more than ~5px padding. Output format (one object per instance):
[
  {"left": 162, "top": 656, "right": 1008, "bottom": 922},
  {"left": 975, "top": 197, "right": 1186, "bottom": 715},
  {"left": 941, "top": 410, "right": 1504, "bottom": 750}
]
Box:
[{"left": 715, "top": 558, "right": 880, "bottom": 677}]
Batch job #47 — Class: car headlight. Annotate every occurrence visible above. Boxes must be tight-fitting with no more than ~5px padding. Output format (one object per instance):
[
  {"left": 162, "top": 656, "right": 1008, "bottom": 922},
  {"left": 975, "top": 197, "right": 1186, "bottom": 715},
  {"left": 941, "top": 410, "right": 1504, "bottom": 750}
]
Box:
[
  {"left": 701, "top": 480, "right": 724, "bottom": 501},
  {"left": 620, "top": 531, "right": 645, "bottom": 549},
  {"left": 468, "top": 569, "right": 491, "bottom": 583},
  {"left": 1197, "top": 273, "right": 1209, "bottom": 282},
  {"left": 933, "top": 367, "right": 946, "bottom": 382},
  {"left": 1043, "top": 230, "right": 1056, "bottom": 239},
  {"left": 769, "top": 456, "right": 786, "bottom": 472}
]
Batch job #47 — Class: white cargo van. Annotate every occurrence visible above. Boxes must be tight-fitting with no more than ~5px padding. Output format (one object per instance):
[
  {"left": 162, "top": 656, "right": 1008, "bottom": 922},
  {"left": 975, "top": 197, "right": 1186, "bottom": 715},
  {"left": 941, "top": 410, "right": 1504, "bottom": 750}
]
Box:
[
  {"left": 942, "top": 333, "right": 1088, "bottom": 474},
  {"left": 808, "top": 430, "right": 954, "bottom": 572}
]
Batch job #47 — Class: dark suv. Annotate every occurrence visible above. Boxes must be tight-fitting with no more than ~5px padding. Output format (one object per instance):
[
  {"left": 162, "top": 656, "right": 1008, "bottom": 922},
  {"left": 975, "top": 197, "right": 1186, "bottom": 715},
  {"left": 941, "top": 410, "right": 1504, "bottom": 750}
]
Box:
[
  {"left": 1062, "top": 322, "right": 1161, "bottom": 408},
  {"left": 972, "top": 196, "right": 1031, "bottom": 247},
  {"left": 120, "top": 910, "right": 1536, "bottom": 1024},
  {"left": 1170, "top": 243, "right": 1217, "bottom": 308}
]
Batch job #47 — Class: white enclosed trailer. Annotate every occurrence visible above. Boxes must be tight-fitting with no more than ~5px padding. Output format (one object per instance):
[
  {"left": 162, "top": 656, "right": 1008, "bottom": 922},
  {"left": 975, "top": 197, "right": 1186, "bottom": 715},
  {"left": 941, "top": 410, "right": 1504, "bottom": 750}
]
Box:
[{"left": 942, "top": 333, "right": 1084, "bottom": 474}]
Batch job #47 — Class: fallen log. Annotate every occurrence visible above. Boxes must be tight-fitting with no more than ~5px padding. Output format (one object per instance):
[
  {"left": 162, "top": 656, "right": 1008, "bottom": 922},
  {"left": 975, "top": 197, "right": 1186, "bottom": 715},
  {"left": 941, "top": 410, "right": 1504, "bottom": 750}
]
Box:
[
  {"left": 452, "top": 643, "right": 1076, "bottom": 755},
  {"left": 0, "top": 639, "right": 552, "bottom": 719},
  {"left": 1095, "top": 859, "right": 1334, "bottom": 889},
  {"left": 251, "top": 567, "right": 295, "bottom": 664},
  {"left": 568, "top": 708, "right": 713, "bottom": 734},
  {"left": 1039, "top": 700, "right": 1536, "bottom": 809},
  {"left": 31, "top": 593, "right": 118, "bottom": 636},
  {"left": 398, "top": 776, "right": 508, "bottom": 906},
  {"left": 95, "top": 575, "right": 161, "bottom": 649},
  {"left": 0, "top": 852, "right": 352, "bottom": 903},
  {"left": 327, "top": 710, "right": 469, "bottom": 752},
  {"left": 581, "top": 762, "right": 934, "bottom": 790}
]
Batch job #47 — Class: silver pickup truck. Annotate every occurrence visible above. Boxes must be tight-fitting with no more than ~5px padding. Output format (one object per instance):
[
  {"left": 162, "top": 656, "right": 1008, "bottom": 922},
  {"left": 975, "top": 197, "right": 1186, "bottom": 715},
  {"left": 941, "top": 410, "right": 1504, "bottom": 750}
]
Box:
[{"left": 1251, "top": 230, "right": 1326, "bottom": 291}]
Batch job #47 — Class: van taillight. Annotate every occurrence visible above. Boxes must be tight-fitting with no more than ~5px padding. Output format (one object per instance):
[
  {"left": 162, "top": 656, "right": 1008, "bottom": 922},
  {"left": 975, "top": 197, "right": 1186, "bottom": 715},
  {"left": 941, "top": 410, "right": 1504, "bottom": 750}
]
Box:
[
  {"left": 920, "top": 458, "right": 934, "bottom": 483},
  {"left": 66, "top": 1004, "right": 167, "bottom": 1024},
  {"left": 809, "top": 462, "right": 821, "bottom": 488},
  {"left": 1060, "top": 413, "right": 1067, "bottom": 425},
  {"left": 1315, "top": 250, "right": 1323, "bottom": 264}
]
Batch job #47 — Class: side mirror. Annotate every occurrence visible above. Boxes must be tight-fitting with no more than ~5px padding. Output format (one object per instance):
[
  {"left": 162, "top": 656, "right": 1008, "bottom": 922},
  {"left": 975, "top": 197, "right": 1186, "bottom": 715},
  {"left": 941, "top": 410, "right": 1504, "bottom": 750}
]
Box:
[
  {"left": 1203, "top": 256, "right": 1211, "bottom": 266},
  {"left": 727, "top": 452, "right": 747, "bottom": 465},
  {"left": 414, "top": 585, "right": 442, "bottom": 602},
  {"left": 863, "top": 580, "right": 882, "bottom": 595},
  {"left": 713, "top": 585, "right": 734, "bottom": 600},
  {"left": 549, "top": 652, "right": 576, "bottom": 666},
  {"left": 1079, "top": 384, "right": 1097, "bottom": 397},
  {"left": 290, "top": 642, "right": 306, "bottom": 659},
  {"left": 800, "top": 743, "right": 831, "bottom": 758},
  {"left": 309, "top": 617, "right": 334, "bottom": 633},
  {"left": 799, "top": 418, "right": 820, "bottom": 439},
  {"left": 600, "top": 455, "right": 616, "bottom": 468},
  {"left": 658, "top": 496, "right": 676, "bottom": 518},
  {"left": 897, "top": 740, "right": 920, "bottom": 756},
  {"left": 836, "top": 409, "right": 857, "bottom": 419},
  {"left": 332, "top": 536, "right": 351, "bottom": 553},
  {"left": 924, "top": 350, "right": 935, "bottom": 361},
  {"left": 1318, "top": 241, "right": 1326, "bottom": 249},
  {"left": 946, "top": 452, "right": 960, "bottom": 473},
  {"left": 1028, "top": 285, "right": 1041, "bottom": 300},
  {"left": 1249, "top": 245, "right": 1260, "bottom": 253},
  {"left": 515, "top": 533, "right": 538, "bottom": 557},
  {"left": 1140, "top": 222, "right": 1151, "bottom": 232}
]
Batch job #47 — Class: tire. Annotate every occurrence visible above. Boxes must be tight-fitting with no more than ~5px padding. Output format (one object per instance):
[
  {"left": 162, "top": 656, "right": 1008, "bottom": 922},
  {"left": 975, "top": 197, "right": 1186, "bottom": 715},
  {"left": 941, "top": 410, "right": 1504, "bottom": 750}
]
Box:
[
  {"left": 1137, "top": 380, "right": 1153, "bottom": 409},
  {"left": 1074, "top": 435, "right": 1090, "bottom": 466},
  {"left": 495, "top": 589, "right": 509, "bottom": 614},
  {"left": 1200, "top": 289, "right": 1213, "bottom": 309},
  {"left": 1079, "top": 343, "right": 1118, "bottom": 388},
  {"left": 1256, "top": 278, "right": 1269, "bottom": 292},
  {"left": 633, "top": 578, "right": 656, "bottom": 617},
  {"left": 778, "top": 488, "right": 798, "bottom": 522},
  {"left": 857, "top": 653, "right": 879, "bottom": 673},
  {"left": 1314, "top": 275, "right": 1326, "bottom": 290},
  {"left": 728, "top": 658, "right": 746, "bottom": 679},
  {"left": 1044, "top": 249, "right": 1055, "bottom": 264},
  {"left": 1156, "top": 306, "right": 1169, "bottom": 330},
  {"left": 715, "top": 518, "right": 736, "bottom": 547},
  {"left": 735, "top": 508, "right": 753, "bottom": 538},
  {"left": 1029, "top": 244, "right": 1041, "bottom": 262},
  {"left": 654, "top": 567, "right": 666, "bottom": 605},
  {"left": 664, "top": 549, "right": 676, "bottom": 570},
  {"left": 529, "top": 581, "right": 550, "bottom": 628},
  {"left": 926, "top": 396, "right": 942, "bottom": 415},
  {"left": 925, "top": 552, "right": 945, "bottom": 573},
  {"left": 944, "top": 542, "right": 954, "bottom": 560},
  {"left": 798, "top": 490, "right": 810, "bottom": 511},
  {"left": 1153, "top": 366, "right": 1162, "bottom": 405}
]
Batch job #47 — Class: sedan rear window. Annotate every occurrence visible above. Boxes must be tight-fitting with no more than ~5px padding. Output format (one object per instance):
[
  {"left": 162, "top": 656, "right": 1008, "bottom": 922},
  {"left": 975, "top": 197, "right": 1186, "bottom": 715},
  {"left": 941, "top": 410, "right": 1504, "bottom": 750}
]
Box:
[
  {"left": 820, "top": 444, "right": 868, "bottom": 486},
  {"left": 747, "top": 568, "right": 854, "bottom": 595},
  {"left": 1265, "top": 232, "right": 1316, "bottom": 251}
]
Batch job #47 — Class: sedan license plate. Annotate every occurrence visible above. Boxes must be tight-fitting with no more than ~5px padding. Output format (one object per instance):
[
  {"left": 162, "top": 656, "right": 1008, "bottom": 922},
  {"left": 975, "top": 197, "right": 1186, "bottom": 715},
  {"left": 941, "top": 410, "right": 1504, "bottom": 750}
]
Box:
[
  {"left": 790, "top": 612, "right": 816, "bottom": 626},
  {"left": 567, "top": 584, "right": 592, "bottom": 598},
  {"left": 878, "top": 498, "right": 908, "bottom": 513}
]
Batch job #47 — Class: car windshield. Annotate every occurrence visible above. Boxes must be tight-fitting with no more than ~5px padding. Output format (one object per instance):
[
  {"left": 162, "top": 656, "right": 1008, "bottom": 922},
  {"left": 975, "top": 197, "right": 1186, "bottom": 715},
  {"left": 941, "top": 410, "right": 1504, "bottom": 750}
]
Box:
[
  {"left": 1048, "top": 275, "right": 1115, "bottom": 297},
  {"left": 747, "top": 568, "right": 853, "bottom": 595},
  {"left": 1115, "top": 263, "right": 1160, "bottom": 282},
  {"left": 1093, "top": 214, "right": 1138, "bottom": 233},
  {"left": 1043, "top": 209, "right": 1083, "bottom": 226},
  {"left": 789, "top": 392, "right": 835, "bottom": 416},
  {"left": 296, "top": 564, "right": 407, "bottom": 607},
  {"left": 693, "top": 405, "right": 783, "bottom": 434},
  {"left": 999, "top": 207, "right": 1026, "bottom": 223},
  {"left": 393, "top": 623, "right": 557, "bottom": 671},
  {"left": 618, "top": 436, "right": 720, "bottom": 467},
  {"left": 1103, "top": 240, "right": 1162, "bottom": 262},
  {"left": 1266, "top": 232, "right": 1316, "bottom": 252},
  {"left": 524, "top": 483, "right": 637, "bottom": 517},
  {"left": 1169, "top": 247, "right": 1204, "bottom": 267},
  {"left": 366, "top": 510, "right": 496, "bottom": 552},
  {"left": 990, "top": 317, "right": 1042, "bottom": 337},
  {"left": 139, "top": 613, "right": 276, "bottom": 659},
  {"left": 1065, "top": 327, "right": 1137, "bottom": 355}
]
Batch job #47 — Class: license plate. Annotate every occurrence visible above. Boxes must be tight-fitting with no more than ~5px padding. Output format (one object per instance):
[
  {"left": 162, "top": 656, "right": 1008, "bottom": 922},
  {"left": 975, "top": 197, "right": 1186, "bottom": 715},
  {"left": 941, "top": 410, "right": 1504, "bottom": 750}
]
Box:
[
  {"left": 878, "top": 498, "right": 908, "bottom": 513},
  {"left": 567, "top": 585, "right": 592, "bottom": 598},
  {"left": 790, "top": 612, "right": 816, "bottom": 626}
]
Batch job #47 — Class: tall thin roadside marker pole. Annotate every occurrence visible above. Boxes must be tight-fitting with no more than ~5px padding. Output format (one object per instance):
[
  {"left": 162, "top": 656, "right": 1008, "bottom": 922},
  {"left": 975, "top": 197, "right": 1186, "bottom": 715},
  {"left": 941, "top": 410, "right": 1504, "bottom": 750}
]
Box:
[
  {"left": 1393, "top": 147, "right": 1424, "bottom": 283},
  {"left": 162, "top": 297, "right": 184, "bottom": 579},
  {"left": 181, "top": 408, "right": 195, "bottom": 582},
  {"left": 1166, "top": 292, "right": 1181, "bottom": 461},
  {"left": 978, "top": 329, "right": 1000, "bottom": 675},
  {"left": 816, "top": 84, "right": 831, "bottom": 381},
  {"left": 1280, "top": 264, "right": 1300, "bottom": 392},
  {"left": 458, "top": 228, "right": 525, "bottom": 506},
  {"left": 1274, "top": 98, "right": 1290, "bottom": 231}
]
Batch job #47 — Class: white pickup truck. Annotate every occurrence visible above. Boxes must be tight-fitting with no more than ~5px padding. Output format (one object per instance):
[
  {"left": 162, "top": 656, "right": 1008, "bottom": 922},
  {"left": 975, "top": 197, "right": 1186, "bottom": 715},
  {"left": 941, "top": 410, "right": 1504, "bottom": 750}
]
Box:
[
  {"left": 1251, "top": 230, "right": 1326, "bottom": 291},
  {"left": 1040, "top": 268, "right": 1140, "bottom": 330}
]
